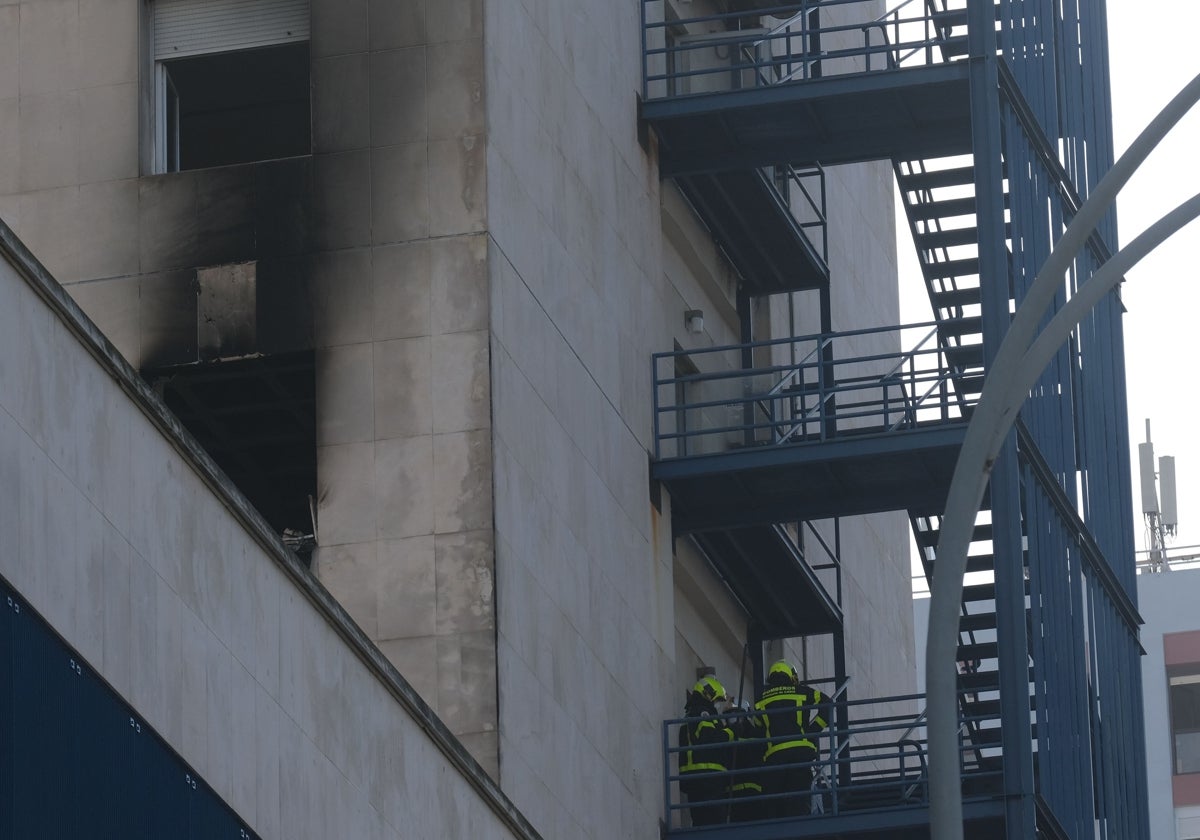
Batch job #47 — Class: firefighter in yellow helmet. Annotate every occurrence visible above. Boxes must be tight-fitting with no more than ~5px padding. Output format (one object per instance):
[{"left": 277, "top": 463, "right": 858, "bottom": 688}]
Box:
[
  {"left": 677, "top": 674, "right": 735, "bottom": 826},
  {"left": 752, "top": 660, "right": 829, "bottom": 818}
]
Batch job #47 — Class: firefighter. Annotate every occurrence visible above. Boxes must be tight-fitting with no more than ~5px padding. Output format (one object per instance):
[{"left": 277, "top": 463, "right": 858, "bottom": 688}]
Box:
[
  {"left": 752, "top": 659, "right": 828, "bottom": 818},
  {"left": 726, "top": 699, "right": 765, "bottom": 822},
  {"left": 678, "top": 675, "right": 735, "bottom": 826}
]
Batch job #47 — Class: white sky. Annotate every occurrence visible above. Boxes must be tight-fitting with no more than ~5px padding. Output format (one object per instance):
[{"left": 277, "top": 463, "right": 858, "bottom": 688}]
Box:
[
  {"left": 901, "top": 3, "right": 1200, "bottom": 584},
  {"left": 1107, "top": 1, "right": 1200, "bottom": 560}
]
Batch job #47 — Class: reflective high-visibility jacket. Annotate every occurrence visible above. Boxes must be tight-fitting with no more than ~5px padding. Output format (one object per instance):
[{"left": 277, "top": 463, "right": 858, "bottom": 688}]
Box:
[
  {"left": 678, "top": 715, "right": 735, "bottom": 778},
  {"left": 753, "top": 685, "right": 828, "bottom": 761}
]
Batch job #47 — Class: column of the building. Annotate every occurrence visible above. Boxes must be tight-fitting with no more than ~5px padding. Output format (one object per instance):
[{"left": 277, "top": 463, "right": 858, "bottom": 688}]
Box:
[{"left": 306, "top": 0, "right": 498, "bottom": 774}]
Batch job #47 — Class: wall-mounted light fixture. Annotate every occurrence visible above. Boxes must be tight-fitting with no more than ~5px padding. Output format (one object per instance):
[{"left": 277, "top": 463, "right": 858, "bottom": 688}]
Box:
[{"left": 684, "top": 309, "right": 705, "bottom": 334}]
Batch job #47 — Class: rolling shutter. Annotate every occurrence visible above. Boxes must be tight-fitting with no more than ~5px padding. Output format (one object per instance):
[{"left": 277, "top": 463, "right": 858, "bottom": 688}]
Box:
[{"left": 153, "top": 0, "right": 310, "bottom": 60}]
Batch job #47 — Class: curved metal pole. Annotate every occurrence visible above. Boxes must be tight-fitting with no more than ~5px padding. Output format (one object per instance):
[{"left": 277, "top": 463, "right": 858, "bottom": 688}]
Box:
[
  {"left": 927, "top": 71, "right": 1200, "bottom": 840},
  {"left": 1014, "top": 194, "right": 1200, "bottom": 411}
]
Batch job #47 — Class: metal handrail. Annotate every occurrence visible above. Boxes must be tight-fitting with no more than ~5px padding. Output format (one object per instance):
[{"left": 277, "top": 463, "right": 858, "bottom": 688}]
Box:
[
  {"left": 642, "top": 0, "right": 977, "bottom": 101},
  {"left": 754, "top": 3, "right": 814, "bottom": 48},
  {"left": 769, "top": 341, "right": 824, "bottom": 396},
  {"left": 663, "top": 687, "right": 1004, "bottom": 830},
  {"left": 653, "top": 323, "right": 975, "bottom": 459},
  {"left": 653, "top": 319, "right": 943, "bottom": 363},
  {"left": 809, "top": 676, "right": 853, "bottom": 794},
  {"left": 767, "top": 162, "right": 830, "bottom": 266},
  {"left": 896, "top": 707, "right": 929, "bottom": 745}
]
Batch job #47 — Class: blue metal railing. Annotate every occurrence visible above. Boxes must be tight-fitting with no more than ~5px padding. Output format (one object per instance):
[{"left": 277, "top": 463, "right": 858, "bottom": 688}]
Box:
[
  {"left": 765, "top": 162, "right": 830, "bottom": 272},
  {"left": 642, "top": 0, "right": 970, "bottom": 102},
  {"left": 662, "top": 688, "right": 1002, "bottom": 832},
  {"left": 652, "top": 321, "right": 977, "bottom": 460}
]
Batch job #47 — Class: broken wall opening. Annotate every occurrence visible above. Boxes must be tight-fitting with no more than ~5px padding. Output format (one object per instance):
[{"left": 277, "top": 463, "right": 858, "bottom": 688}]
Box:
[{"left": 145, "top": 351, "right": 317, "bottom": 548}]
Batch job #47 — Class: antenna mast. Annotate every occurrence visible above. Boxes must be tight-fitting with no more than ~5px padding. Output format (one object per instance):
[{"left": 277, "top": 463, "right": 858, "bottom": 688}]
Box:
[{"left": 1139, "top": 419, "right": 1178, "bottom": 572}]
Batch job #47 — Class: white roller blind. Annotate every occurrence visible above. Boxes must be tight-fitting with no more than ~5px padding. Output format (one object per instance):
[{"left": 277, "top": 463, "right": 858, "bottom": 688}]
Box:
[{"left": 153, "top": 0, "right": 310, "bottom": 60}]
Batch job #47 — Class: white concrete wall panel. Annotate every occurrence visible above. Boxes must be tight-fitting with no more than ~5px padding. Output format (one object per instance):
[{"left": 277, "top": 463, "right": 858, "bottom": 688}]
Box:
[
  {"left": 1, "top": 0, "right": 504, "bottom": 776},
  {"left": 488, "top": 1, "right": 909, "bottom": 836},
  {"left": 0, "top": 233, "right": 533, "bottom": 839}
]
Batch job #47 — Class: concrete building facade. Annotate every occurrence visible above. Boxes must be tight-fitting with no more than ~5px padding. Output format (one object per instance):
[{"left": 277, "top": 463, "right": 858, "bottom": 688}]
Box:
[
  {"left": 1, "top": 0, "right": 914, "bottom": 837},
  {"left": 0, "top": 223, "right": 536, "bottom": 838}
]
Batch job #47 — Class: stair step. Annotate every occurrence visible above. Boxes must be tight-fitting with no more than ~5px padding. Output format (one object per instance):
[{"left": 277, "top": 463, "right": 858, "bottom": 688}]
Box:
[
  {"left": 941, "top": 34, "right": 970, "bottom": 59},
  {"left": 931, "top": 7, "right": 970, "bottom": 30},
  {"left": 924, "top": 257, "right": 980, "bottom": 280},
  {"left": 930, "top": 284, "right": 980, "bottom": 310},
  {"left": 963, "top": 582, "right": 996, "bottom": 602},
  {"left": 917, "top": 226, "right": 979, "bottom": 250},
  {"left": 938, "top": 316, "right": 983, "bottom": 340},
  {"left": 967, "top": 694, "right": 1037, "bottom": 719},
  {"left": 898, "top": 165, "right": 975, "bottom": 192},
  {"left": 959, "top": 611, "right": 996, "bottom": 633},
  {"left": 914, "top": 521, "right": 993, "bottom": 548},
  {"left": 958, "top": 665, "right": 1035, "bottom": 693},
  {"left": 957, "top": 640, "right": 998, "bottom": 661},
  {"left": 957, "top": 669, "right": 1000, "bottom": 692},
  {"left": 932, "top": 2, "right": 1003, "bottom": 33},
  {"left": 962, "top": 579, "right": 1030, "bottom": 603},
  {"left": 966, "top": 722, "right": 1038, "bottom": 745},
  {"left": 956, "top": 373, "right": 986, "bottom": 394},
  {"left": 906, "top": 195, "right": 978, "bottom": 222},
  {"left": 945, "top": 343, "right": 985, "bottom": 369},
  {"left": 964, "top": 553, "right": 995, "bottom": 574},
  {"left": 970, "top": 725, "right": 1003, "bottom": 745}
]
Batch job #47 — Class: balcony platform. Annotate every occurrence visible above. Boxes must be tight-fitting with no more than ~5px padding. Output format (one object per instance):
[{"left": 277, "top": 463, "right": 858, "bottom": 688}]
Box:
[
  {"left": 674, "top": 167, "right": 828, "bottom": 296},
  {"left": 692, "top": 524, "right": 842, "bottom": 639},
  {"left": 645, "top": 64, "right": 972, "bottom": 177},
  {"left": 657, "top": 423, "right": 966, "bottom": 534},
  {"left": 666, "top": 797, "right": 1005, "bottom": 840}
]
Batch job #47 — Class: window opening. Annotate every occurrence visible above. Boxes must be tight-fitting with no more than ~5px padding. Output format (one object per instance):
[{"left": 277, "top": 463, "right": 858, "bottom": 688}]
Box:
[
  {"left": 157, "top": 43, "right": 310, "bottom": 172},
  {"left": 164, "top": 69, "right": 181, "bottom": 172},
  {"left": 1171, "top": 670, "right": 1200, "bottom": 775},
  {"left": 152, "top": 0, "right": 311, "bottom": 172}
]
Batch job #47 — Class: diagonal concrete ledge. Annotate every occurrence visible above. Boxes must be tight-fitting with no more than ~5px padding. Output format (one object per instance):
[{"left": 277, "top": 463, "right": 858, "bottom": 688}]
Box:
[{"left": 0, "top": 216, "right": 543, "bottom": 840}]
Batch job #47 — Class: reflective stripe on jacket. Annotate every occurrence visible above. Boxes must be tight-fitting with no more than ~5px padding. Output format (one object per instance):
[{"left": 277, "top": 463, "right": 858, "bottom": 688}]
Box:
[
  {"left": 679, "top": 717, "right": 734, "bottom": 774},
  {"left": 753, "top": 685, "right": 828, "bottom": 760}
]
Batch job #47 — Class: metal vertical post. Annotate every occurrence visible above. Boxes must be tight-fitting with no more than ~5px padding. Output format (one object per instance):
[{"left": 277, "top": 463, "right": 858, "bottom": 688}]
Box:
[
  {"left": 833, "top": 626, "right": 850, "bottom": 791},
  {"left": 739, "top": 289, "right": 755, "bottom": 446},
  {"left": 819, "top": 283, "right": 834, "bottom": 441},
  {"left": 974, "top": 1, "right": 1037, "bottom": 837}
]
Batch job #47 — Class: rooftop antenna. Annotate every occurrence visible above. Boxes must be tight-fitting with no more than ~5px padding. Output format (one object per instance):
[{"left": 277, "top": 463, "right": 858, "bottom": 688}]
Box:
[{"left": 1139, "top": 419, "right": 1178, "bottom": 572}]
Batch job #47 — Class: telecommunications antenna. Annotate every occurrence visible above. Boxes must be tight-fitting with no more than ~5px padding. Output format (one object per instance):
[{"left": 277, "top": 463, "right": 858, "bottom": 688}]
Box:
[{"left": 1139, "top": 419, "right": 1178, "bottom": 572}]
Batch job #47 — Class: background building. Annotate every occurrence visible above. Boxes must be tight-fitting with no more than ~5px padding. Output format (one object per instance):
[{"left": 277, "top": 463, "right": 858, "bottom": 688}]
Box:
[
  {"left": 1139, "top": 566, "right": 1200, "bottom": 840},
  {"left": 0, "top": 0, "right": 1147, "bottom": 838}
]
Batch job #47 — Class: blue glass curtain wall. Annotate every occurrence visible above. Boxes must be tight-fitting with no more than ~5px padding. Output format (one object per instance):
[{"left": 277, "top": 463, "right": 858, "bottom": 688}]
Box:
[{"left": 0, "top": 575, "right": 258, "bottom": 840}]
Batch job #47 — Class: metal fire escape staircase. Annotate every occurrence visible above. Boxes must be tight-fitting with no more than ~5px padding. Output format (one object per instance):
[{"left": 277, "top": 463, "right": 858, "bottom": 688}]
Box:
[
  {"left": 894, "top": 153, "right": 1035, "bottom": 782},
  {"left": 639, "top": 1, "right": 1135, "bottom": 836}
]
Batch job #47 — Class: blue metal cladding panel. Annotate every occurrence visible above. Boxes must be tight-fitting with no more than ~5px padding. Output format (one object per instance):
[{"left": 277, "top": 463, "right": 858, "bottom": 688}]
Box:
[
  {"left": 992, "top": 5, "right": 1145, "bottom": 829},
  {"left": 996, "top": 0, "right": 1117, "bottom": 207},
  {"left": 10, "top": 596, "right": 77, "bottom": 838},
  {"left": 0, "top": 576, "right": 258, "bottom": 840},
  {"left": 1074, "top": 270, "right": 1138, "bottom": 594},
  {"left": 1024, "top": 467, "right": 1097, "bottom": 836},
  {"left": 997, "top": 0, "right": 1060, "bottom": 140},
  {"left": 0, "top": 595, "right": 13, "bottom": 835}
]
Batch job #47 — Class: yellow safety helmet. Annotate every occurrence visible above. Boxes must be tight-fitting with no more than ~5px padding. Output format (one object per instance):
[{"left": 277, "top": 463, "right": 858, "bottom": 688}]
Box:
[
  {"left": 692, "top": 675, "right": 728, "bottom": 703},
  {"left": 768, "top": 660, "right": 799, "bottom": 684}
]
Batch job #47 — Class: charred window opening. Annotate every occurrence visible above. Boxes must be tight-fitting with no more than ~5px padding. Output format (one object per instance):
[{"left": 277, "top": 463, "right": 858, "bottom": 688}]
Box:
[
  {"left": 161, "top": 43, "right": 310, "bottom": 172},
  {"left": 145, "top": 352, "right": 317, "bottom": 554}
]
